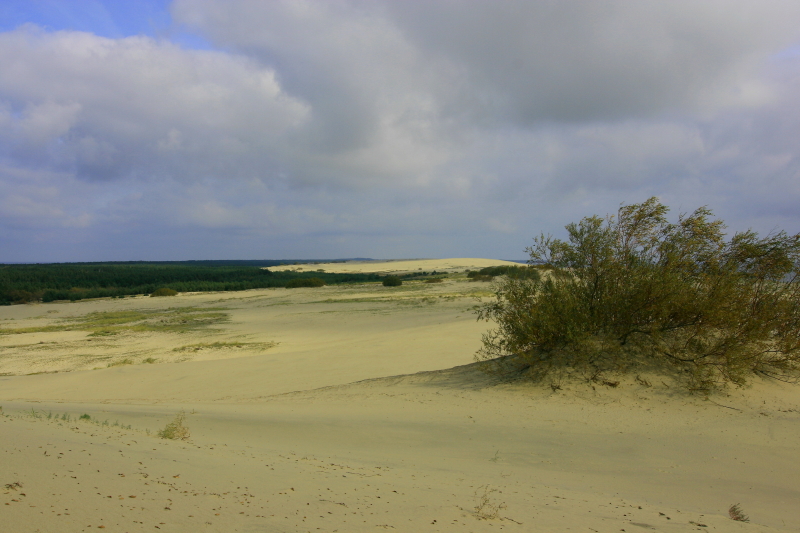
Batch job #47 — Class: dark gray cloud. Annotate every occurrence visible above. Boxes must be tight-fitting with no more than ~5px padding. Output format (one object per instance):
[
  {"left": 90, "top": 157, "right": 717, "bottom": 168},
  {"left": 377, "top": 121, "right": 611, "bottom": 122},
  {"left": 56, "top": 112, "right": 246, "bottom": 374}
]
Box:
[{"left": 1, "top": 1, "right": 800, "bottom": 261}]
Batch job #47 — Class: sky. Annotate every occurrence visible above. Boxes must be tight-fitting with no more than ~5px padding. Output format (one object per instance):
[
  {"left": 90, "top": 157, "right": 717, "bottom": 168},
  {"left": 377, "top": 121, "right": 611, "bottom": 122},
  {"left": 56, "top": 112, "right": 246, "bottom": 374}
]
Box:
[{"left": 2, "top": 1, "right": 800, "bottom": 262}]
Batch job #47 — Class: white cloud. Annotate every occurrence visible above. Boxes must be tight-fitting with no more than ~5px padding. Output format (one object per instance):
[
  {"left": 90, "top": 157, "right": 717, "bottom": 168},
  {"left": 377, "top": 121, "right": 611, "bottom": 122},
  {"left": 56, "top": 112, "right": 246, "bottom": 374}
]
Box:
[{"left": 0, "top": 25, "right": 309, "bottom": 181}]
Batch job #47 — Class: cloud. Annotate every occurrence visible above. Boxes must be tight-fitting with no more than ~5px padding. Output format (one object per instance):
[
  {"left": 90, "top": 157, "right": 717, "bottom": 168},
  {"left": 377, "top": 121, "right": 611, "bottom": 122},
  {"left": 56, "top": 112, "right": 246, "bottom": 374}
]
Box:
[
  {"left": 0, "top": 24, "right": 309, "bottom": 182},
  {"left": 175, "top": 0, "right": 800, "bottom": 126},
  {"left": 2, "top": 2, "right": 800, "bottom": 261}
]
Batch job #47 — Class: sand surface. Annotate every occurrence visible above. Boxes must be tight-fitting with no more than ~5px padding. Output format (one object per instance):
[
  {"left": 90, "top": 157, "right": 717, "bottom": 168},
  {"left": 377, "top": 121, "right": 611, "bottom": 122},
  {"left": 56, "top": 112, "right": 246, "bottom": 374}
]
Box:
[
  {"left": 2, "top": 261, "right": 799, "bottom": 532},
  {"left": 267, "top": 257, "right": 523, "bottom": 275}
]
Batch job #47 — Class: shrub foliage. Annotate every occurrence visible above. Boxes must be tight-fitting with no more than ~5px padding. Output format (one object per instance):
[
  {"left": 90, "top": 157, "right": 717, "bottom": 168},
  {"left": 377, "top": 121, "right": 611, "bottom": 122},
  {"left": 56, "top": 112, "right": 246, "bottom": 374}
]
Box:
[
  {"left": 476, "top": 198, "right": 800, "bottom": 390},
  {"left": 285, "top": 277, "right": 326, "bottom": 288},
  {"left": 467, "top": 265, "right": 539, "bottom": 281},
  {"left": 383, "top": 276, "right": 403, "bottom": 287}
]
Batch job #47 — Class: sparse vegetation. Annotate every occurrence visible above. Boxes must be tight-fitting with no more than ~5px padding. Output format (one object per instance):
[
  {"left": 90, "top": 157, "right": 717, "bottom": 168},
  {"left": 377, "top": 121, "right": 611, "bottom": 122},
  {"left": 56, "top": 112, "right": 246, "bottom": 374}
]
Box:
[
  {"left": 107, "top": 358, "right": 134, "bottom": 367},
  {"left": 473, "top": 485, "right": 506, "bottom": 520},
  {"left": 172, "top": 341, "right": 276, "bottom": 352},
  {"left": 0, "top": 306, "right": 228, "bottom": 337},
  {"left": 158, "top": 411, "right": 190, "bottom": 440},
  {"left": 477, "top": 198, "right": 800, "bottom": 391},
  {"left": 383, "top": 276, "right": 403, "bottom": 287},
  {"left": 729, "top": 503, "right": 749, "bottom": 522}
]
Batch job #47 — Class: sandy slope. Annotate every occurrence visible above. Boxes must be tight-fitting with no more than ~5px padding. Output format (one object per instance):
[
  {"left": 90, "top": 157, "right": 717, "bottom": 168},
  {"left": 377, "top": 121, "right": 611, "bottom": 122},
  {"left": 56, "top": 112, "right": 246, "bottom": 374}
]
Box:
[
  {"left": 2, "top": 267, "right": 799, "bottom": 532},
  {"left": 267, "top": 257, "right": 523, "bottom": 274}
]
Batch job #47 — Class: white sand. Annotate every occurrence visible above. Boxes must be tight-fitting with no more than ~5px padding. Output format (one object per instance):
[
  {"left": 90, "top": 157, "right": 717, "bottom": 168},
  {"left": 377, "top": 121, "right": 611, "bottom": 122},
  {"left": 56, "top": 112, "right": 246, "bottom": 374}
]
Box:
[{"left": 2, "top": 265, "right": 799, "bottom": 532}]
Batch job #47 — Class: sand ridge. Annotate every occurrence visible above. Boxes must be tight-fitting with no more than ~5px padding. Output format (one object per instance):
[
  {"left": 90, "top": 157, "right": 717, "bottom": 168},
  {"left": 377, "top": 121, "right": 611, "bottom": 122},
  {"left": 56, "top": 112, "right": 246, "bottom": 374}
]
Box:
[{"left": 267, "top": 257, "right": 523, "bottom": 274}]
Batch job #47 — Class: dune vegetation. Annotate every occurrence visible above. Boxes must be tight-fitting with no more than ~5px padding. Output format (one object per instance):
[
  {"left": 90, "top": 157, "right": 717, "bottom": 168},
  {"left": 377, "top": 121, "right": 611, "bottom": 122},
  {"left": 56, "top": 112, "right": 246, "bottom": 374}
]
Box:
[{"left": 477, "top": 198, "right": 800, "bottom": 391}]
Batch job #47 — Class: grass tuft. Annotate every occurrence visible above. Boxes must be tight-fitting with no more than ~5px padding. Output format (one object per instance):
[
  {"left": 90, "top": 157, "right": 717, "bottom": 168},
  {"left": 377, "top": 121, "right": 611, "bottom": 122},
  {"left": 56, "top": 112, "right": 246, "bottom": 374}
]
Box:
[
  {"left": 473, "top": 485, "right": 506, "bottom": 520},
  {"left": 173, "top": 341, "right": 276, "bottom": 353},
  {"left": 107, "top": 358, "right": 134, "bottom": 367},
  {"left": 729, "top": 503, "right": 749, "bottom": 522},
  {"left": 158, "top": 411, "right": 190, "bottom": 440}
]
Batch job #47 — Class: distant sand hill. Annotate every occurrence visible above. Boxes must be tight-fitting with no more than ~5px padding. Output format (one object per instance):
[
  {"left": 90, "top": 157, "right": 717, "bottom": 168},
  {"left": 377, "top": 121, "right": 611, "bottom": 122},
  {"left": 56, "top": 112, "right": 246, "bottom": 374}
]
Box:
[{"left": 268, "top": 257, "right": 522, "bottom": 274}]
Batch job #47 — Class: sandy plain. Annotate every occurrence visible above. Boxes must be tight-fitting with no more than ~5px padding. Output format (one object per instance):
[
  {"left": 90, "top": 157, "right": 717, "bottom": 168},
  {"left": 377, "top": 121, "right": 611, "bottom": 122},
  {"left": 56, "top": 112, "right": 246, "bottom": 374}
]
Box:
[{"left": 1, "top": 259, "right": 799, "bottom": 532}]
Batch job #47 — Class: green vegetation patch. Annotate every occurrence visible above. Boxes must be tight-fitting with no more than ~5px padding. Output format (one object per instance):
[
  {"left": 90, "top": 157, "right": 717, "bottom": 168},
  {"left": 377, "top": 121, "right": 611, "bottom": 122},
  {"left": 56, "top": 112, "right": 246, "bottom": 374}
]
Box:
[
  {"left": 0, "top": 306, "right": 228, "bottom": 337},
  {"left": 173, "top": 341, "right": 277, "bottom": 352},
  {"left": 0, "top": 262, "right": 383, "bottom": 304},
  {"left": 477, "top": 198, "right": 800, "bottom": 391}
]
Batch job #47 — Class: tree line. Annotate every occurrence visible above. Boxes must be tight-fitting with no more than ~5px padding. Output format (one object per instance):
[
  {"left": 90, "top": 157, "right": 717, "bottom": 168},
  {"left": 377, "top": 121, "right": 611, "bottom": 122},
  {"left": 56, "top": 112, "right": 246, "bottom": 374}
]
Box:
[{"left": 0, "top": 263, "right": 381, "bottom": 304}]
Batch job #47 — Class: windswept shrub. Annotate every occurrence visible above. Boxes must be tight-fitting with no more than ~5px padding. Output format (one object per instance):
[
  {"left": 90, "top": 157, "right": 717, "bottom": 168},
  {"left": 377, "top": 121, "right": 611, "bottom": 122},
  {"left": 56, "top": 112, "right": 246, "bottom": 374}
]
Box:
[
  {"left": 383, "top": 276, "right": 403, "bottom": 287},
  {"left": 476, "top": 198, "right": 800, "bottom": 391},
  {"left": 285, "top": 277, "right": 326, "bottom": 288},
  {"left": 424, "top": 278, "right": 444, "bottom": 283},
  {"left": 150, "top": 287, "right": 178, "bottom": 297}
]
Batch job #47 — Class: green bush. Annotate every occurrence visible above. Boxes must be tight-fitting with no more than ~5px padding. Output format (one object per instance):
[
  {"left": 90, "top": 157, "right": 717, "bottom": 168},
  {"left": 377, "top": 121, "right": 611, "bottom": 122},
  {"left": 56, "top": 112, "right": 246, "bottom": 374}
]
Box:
[
  {"left": 467, "top": 266, "right": 539, "bottom": 281},
  {"left": 476, "top": 198, "right": 800, "bottom": 391},
  {"left": 424, "top": 278, "right": 444, "bottom": 283},
  {"left": 285, "top": 277, "right": 326, "bottom": 288},
  {"left": 478, "top": 265, "right": 539, "bottom": 279},
  {"left": 150, "top": 287, "right": 178, "bottom": 297},
  {"left": 383, "top": 276, "right": 403, "bottom": 287}
]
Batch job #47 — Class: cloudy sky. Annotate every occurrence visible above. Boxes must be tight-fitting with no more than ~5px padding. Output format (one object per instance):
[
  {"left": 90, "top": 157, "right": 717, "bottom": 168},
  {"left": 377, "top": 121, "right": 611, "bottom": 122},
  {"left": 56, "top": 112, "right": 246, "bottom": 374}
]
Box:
[{"left": 2, "top": 0, "right": 799, "bottom": 262}]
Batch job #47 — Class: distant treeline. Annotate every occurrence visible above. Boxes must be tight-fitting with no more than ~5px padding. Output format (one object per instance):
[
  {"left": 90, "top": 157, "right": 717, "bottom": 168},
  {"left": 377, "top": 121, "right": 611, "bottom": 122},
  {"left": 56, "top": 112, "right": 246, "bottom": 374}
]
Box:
[
  {"left": 0, "top": 262, "right": 381, "bottom": 304},
  {"left": 466, "top": 264, "right": 543, "bottom": 281}
]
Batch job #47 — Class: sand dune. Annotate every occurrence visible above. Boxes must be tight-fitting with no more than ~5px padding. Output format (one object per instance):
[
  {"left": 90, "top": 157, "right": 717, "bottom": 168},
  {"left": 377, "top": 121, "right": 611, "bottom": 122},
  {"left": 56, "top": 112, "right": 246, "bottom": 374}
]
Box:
[
  {"left": 2, "top": 265, "right": 799, "bottom": 532},
  {"left": 267, "top": 257, "right": 523, "bottom": 274}
]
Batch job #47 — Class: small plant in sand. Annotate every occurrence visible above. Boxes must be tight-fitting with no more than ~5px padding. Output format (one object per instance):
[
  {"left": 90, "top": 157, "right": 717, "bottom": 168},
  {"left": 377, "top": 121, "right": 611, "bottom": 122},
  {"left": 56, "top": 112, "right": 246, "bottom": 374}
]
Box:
[
  {"left": 158, "top": 410, "right": 190, "bottom": 440},
  {"left": 107, "top": 358, "right": 134, "bottom": 368},
  {"left": 477, "top": 198, "right": 800, "bottom": 391},
  {"left": 473, "top": 485, "right": 506, "bottom": 520},
  {"left": 729, "top": 503, "right": 749, "bottom": 522},
  {"left": 150, "top": 287, "right": 178, "bottom": 297},
  {"left": 382, "top": 276, "right": 402, "bottom": 287}
]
